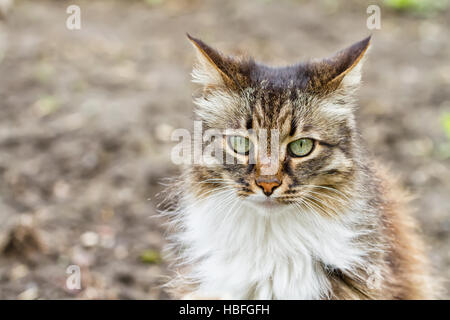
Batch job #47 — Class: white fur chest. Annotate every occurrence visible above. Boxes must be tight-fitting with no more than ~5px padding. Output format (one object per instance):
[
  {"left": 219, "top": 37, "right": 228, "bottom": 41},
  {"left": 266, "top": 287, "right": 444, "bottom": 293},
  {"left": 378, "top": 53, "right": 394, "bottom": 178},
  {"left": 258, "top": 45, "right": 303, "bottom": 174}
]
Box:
[{"left": 175, "top": 193, "right": 366, "bottom": 299}]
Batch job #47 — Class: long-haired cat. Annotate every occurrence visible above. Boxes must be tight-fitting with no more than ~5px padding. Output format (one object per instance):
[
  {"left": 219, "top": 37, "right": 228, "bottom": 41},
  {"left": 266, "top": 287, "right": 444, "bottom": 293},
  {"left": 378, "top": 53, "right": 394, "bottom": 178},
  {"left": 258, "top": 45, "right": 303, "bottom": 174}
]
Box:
[{"left": 162, "top": 34, "right": 434, "bottom": 299}]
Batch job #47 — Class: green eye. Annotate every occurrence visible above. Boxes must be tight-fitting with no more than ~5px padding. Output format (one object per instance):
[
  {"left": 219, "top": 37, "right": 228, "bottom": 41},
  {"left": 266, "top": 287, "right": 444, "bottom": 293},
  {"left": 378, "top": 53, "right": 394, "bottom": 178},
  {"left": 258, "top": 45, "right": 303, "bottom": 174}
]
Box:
[
  {"left": 228, "top": 136, "right": 251, "bottom": 155},
  {"left": 288, "top": 138, "right": 314, "bottom": 157}
]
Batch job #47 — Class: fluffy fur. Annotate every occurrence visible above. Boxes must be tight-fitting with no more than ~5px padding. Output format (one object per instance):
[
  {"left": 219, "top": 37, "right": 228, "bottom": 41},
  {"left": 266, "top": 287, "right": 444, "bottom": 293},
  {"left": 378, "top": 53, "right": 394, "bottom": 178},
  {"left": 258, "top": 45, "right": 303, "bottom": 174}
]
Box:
[{"left": 161, "top": 35, "right": 434, "bottom": 299}]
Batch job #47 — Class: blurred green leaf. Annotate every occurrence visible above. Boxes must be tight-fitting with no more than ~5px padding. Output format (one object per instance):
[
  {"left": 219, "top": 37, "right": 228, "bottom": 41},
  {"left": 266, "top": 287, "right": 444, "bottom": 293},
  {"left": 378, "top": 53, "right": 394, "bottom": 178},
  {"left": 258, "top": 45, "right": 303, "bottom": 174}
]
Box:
[
  {"left": 438, "top": 112, "right": 450, "bottom": 159},
  {"left": 140, "top": 249, "right": 162, "bottom": 264},
  {"left": 34, "top": 95, "right": 60, "bottom": 116},
  {"left": 34, "top": 62, "right": 55, "bottom": 83},
  {"left": 384, "top": 0, "right": 449, "bottom": 14},
  {"left": 441, "top": 112, "right": 450, "bottom": 140},
  {"left": 385, "top": 0, "right": 422, "bottom": 10},
  {"left": 143, "top": 0, "right": 164, "bottom": 6}
]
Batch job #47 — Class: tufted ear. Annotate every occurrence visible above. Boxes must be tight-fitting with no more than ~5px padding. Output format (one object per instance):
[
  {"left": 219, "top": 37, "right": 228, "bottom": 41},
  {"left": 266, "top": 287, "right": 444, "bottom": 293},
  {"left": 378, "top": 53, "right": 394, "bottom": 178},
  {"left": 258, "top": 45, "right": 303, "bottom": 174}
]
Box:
[
  {"left": 307, "top": 36, "right": 371, "bottom": 92},
  {"left": 187, "top": 34, "right": 251, "bottom": 89}
]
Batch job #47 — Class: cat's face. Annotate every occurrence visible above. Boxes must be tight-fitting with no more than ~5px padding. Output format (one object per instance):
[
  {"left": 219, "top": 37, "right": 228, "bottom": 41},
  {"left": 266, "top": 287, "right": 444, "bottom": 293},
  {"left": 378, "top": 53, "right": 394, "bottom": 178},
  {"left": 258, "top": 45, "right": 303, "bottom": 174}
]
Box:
[{"left": 187, "top": 35, "right": 370, "bottom": 214}]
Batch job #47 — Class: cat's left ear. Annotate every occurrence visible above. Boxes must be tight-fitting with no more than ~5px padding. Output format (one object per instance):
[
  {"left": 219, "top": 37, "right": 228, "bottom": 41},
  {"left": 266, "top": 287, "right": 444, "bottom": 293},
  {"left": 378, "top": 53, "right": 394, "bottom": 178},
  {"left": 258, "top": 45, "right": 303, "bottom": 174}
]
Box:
[{"left": 308, "top": 36, "right": 371, "bottom": 91}]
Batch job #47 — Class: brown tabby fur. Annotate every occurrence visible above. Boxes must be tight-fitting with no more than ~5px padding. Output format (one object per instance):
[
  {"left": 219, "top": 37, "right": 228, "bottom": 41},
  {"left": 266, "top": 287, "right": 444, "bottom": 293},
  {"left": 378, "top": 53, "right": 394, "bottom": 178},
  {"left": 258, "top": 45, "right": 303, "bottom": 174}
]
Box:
[{"left": 163, "top": 34, "right": 436, "bottom": 299}]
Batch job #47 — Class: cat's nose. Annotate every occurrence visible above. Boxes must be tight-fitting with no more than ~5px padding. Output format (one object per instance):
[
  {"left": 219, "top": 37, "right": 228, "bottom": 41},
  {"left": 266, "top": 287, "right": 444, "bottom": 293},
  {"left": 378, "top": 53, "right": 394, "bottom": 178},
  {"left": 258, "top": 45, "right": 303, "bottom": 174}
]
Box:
[{"left": 255, "top": 177, "right": 281, "bottom": 197}]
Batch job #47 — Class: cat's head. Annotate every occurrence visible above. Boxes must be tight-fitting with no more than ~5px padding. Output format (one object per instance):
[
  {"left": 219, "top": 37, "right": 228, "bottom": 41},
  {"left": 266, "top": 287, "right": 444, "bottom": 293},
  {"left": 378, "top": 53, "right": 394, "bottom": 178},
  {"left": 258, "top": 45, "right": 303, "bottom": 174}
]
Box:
[{"left": 187, "top": 34, "right": 371, "bottom": 215}]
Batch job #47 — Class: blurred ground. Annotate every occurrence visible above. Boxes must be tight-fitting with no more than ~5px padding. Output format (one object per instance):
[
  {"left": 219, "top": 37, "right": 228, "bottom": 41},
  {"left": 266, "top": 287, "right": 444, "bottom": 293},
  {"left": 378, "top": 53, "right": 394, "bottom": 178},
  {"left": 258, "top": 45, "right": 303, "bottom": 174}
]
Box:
[{"left": 0, "top": 0, "right": 448, "bottom": 299}]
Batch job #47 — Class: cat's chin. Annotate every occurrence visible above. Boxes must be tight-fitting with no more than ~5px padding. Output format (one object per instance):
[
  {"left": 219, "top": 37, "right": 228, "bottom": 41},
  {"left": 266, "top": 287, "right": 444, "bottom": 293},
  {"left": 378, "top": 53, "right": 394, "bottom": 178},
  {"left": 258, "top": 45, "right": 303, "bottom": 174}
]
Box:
[{"left": 245, "top": 195, "right": 286, "bottom": 212}]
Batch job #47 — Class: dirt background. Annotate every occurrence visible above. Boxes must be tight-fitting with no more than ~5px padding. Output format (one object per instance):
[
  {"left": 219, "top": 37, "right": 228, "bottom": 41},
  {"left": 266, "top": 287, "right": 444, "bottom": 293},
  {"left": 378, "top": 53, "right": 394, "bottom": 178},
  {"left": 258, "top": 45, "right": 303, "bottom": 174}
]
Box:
[{"left": 0, "top": 0, "right": 448, "bottom": 299}]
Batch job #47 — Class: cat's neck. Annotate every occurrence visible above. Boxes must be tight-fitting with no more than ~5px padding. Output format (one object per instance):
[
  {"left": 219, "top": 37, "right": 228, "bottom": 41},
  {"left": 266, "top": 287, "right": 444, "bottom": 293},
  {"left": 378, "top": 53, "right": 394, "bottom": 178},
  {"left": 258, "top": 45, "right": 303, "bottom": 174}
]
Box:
[{"left": 176, "top": 192, "right": 374, "bottom": 299}]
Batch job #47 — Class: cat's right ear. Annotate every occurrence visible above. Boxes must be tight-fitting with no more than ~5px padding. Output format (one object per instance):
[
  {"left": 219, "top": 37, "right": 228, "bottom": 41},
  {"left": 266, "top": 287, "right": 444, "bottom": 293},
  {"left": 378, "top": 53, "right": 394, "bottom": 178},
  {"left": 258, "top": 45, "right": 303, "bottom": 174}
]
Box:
[{"left": 187, "top": 34, "right": 247, "bottom": 89}]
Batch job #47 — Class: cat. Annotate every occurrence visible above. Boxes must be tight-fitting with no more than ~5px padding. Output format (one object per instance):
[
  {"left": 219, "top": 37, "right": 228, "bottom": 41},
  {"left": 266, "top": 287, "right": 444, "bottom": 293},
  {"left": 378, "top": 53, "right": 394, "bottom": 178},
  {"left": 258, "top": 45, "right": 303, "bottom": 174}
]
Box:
[{"left": 161, "top": 34, "right": 435, "bottom": 299}]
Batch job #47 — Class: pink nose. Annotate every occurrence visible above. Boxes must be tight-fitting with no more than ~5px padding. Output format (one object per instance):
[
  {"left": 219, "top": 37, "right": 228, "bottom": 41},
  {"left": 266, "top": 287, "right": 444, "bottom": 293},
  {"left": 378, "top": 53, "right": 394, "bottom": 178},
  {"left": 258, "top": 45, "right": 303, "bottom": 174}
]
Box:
[{"left": 255, "top": 177, "right": 281, "bottom": 196}]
